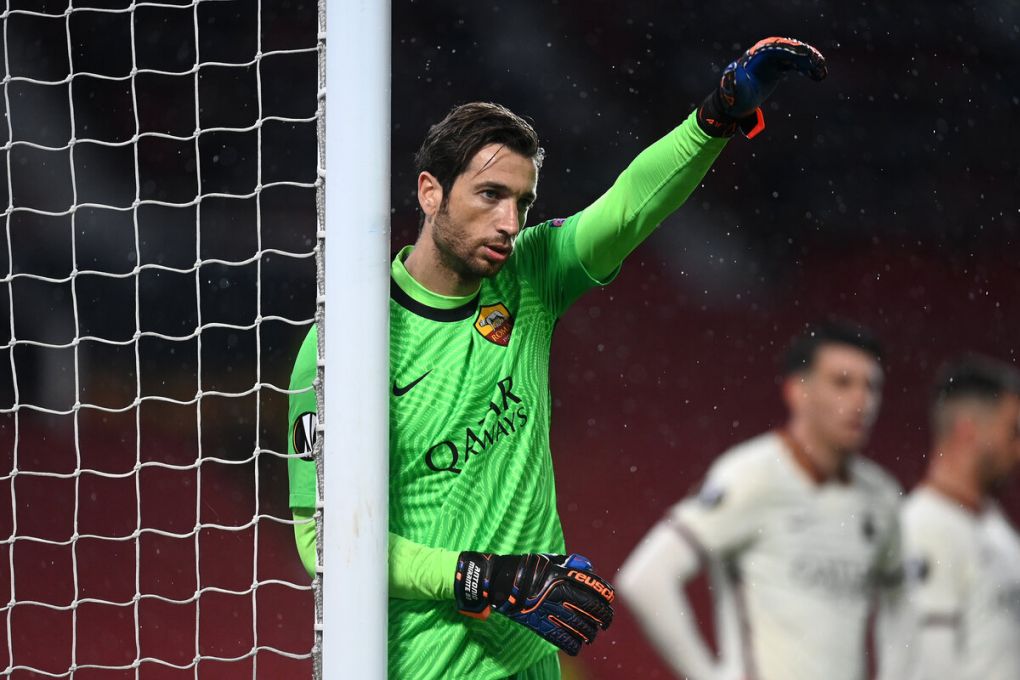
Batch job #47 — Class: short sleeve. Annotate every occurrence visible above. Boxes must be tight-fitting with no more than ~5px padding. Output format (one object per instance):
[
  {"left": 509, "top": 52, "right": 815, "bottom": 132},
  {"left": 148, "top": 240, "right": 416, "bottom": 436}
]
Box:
[
  {"left": 901, "top": 509, "right": 967, "bottom": 622},
  {"left": 512, "top": 213, "right": 617, "bottom": 318},
  {"left": 287, "top": 325, "right": 319, "bottom": 510},
  {"left": 668, "top": 455, "right": 764, "bottom": 558}
]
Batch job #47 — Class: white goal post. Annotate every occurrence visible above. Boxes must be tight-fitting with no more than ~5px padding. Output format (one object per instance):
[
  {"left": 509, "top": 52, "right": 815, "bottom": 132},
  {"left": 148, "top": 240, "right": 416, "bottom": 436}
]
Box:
[
  {"left": 320, "top": 0, "right": 390, "bottom": 678},
  {"left": 0, "top": 0, "right": 389, "bottom": 677}
]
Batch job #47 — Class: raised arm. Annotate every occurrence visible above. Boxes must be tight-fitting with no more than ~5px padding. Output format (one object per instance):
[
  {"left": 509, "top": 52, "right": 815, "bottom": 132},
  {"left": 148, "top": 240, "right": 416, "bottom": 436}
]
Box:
[
  {"left": 575, "top": 114, "right": 726, "bottom": 280},
  {"left": 575, "top": 37, "right": 828, "bottom": 280}
]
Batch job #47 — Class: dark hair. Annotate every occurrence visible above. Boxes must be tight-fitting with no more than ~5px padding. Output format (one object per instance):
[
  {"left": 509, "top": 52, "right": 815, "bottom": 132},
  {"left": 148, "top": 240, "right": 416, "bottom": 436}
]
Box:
[
  {"left": 414, "top": 102, "right": 544, "bottom": 225},
  {"left": 930, "top": 354, "right": 1020, "bottom": 436},
  {"left": 931, "top": 354, "right": 1020, "bottom": 408},
  {"left": 782, "top": 320, "right": 883, "bottom": 376}
]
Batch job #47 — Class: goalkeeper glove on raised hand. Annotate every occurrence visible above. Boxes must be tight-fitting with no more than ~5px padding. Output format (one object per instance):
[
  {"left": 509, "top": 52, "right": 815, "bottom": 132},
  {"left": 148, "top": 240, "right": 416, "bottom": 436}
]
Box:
[
  {"left": 454, "top": 552, "right": 615, "bottom": 656},
  {"left": 697, "top": 36, "right": 827, "bottom": 139}
]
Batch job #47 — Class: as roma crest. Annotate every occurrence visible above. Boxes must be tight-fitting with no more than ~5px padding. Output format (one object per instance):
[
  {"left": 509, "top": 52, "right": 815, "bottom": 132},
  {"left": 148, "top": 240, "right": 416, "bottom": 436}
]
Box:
[{"left": 474, "top": 303, "right": 514, "bottom": 346}]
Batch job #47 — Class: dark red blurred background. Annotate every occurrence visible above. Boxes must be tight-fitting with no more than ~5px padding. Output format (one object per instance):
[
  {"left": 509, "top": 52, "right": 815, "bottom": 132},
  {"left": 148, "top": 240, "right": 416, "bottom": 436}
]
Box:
[
  {"left": 2, "top": 0, "right": 1018, "bottom": 678},
  {"left": 552, "top": 242, "right": 1020, "bottom": 678}
]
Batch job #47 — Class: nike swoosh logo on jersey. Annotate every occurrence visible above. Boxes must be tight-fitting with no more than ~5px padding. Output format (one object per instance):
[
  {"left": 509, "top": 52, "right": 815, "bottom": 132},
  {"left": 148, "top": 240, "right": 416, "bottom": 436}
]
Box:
[{"left": 392, "top": 370, "right": 431, "bottom": 397}]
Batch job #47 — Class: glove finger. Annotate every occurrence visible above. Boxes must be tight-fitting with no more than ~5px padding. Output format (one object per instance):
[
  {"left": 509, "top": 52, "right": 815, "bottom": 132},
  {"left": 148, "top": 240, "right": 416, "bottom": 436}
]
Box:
[
  {"left": 562, "top": 570, "right": 616, "bottom": 615},
  {"left": 547, "top": 614, "right": 597, "bottom": 655},
  {"left": 539, "top": 582, "right": 610, "bottom": 637},
  {"left": 542, "top": 617, "right": 587, "bottom": 656},
  {"left": 566, "top": 595, "right": 614, "bottom": 630},
  {"left": 562, "top": 553, "right": 594, "bottom": 572},
  {"left": 745, "top": 37, "right": 827, "bottom": 81},
  {"left": 561, "top": 602, "right": 605, "bottom": 637}
]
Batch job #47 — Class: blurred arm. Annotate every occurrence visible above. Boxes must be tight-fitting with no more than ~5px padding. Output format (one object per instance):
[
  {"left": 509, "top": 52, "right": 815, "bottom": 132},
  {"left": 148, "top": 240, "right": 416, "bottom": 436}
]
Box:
[
  {"left": 873, "top": 499, "right": 910, "bottom": 680},
  {"left": 293, "top": 508, "right": 317, "bottom": 579},
  {"left": 574, "top": 112, "right": 728, "bottom": 280},
  {"left": 618, "top": 522, "right": 727, "bottom": 680},
  {"left": 913, "top": 620, "right": 961, "bottom": 680},
  {"left": 896, "top": 505, "right": 968, "bottom": 680}
]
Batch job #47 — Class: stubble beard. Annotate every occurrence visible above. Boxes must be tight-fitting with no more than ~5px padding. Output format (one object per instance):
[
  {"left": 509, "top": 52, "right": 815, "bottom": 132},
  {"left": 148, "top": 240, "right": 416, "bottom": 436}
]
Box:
[
  {"left": 431, "top": 204, "right": 502, "bottom": 281},
  {"left": 977, "top": 445, "right": 1013, "bottom": 492},
  {"left": 835, "top": 427, "right": 868, "bottom": 458},
  {"left": 814, "top": 419, "right": 865, "bottom": 460}
]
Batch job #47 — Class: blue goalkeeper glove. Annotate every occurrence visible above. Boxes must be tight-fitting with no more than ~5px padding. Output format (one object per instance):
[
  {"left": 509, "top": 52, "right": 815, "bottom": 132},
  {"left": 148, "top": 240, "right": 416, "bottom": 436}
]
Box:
[
  {"left": 697, "top": 36, "right": 827, "bottom": 139},
  {"left": 454, "top": 552, "right": 615, "bottom": 656}
]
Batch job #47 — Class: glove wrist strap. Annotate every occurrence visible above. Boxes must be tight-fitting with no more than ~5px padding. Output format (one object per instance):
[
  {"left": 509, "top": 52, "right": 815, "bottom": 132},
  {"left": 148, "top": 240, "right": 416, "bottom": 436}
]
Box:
[
  {"left": 454, "top": 552, "right": 524, "bottom": 618},
  {"left": 454, "top": 552, "right": 492, "bottom": 615},
  {"left": 696, "top": 90, "right": 764, "bottom": 139}
]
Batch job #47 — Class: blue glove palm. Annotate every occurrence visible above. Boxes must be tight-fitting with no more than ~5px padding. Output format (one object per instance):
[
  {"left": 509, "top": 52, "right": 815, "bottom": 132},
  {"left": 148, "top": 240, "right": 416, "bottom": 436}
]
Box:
[{"left": 698, "top": 37, "right": 827, "bottom": 138}]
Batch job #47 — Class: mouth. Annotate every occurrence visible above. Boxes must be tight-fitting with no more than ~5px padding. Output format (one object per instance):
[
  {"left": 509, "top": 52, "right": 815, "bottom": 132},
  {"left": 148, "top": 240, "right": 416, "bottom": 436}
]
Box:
[
  {"left": 482, "top": 243, "right": 511, "bottom": 262},
  {"left": 845, "top": 419, "right": 868, "bottom": 434}
]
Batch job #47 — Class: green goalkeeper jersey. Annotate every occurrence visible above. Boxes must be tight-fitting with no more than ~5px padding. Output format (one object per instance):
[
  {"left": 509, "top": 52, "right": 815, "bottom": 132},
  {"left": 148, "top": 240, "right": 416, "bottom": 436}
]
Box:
[{"left": 288, "top": 111, "right": 727, "bottom": 678}]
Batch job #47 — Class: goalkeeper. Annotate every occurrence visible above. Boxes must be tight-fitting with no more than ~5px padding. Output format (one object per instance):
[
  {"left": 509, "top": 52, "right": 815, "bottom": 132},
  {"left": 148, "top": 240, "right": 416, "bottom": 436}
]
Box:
[{"left": 288, "top": 37, "right": 828, "bottom": 679}]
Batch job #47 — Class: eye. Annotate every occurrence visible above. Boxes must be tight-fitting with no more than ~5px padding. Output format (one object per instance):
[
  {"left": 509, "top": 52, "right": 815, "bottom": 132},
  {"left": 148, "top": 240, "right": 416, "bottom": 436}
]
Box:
[{"left": 481, "top": 189, "right": 499, "bottom": 200}]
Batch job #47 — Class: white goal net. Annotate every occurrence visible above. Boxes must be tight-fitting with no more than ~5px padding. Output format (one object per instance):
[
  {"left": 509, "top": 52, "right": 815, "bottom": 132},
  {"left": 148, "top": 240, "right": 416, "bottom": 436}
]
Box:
[{"left": 0, "top": 0, "right": 322, "bottom": 676}]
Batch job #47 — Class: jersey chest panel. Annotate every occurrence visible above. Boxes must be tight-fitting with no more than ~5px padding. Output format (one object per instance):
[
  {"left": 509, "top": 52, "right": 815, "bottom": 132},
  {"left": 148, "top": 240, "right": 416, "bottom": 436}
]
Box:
[
  {"left": 387, "top": 280, "right": 557, "bottom": 539},
  {"left": 749, "top": 484, "right": 890, "bottom": 601}
]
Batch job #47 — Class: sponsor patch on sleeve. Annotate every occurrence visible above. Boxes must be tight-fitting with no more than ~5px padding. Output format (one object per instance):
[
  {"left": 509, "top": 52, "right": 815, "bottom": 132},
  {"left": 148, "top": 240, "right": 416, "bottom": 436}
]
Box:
[
  {"left": 292, "top": 411, "right": 318, "bottom": 459},
  {"left": 696, "top": 482, "right": 726, "bottom": 508},
  {"left": 904, "top": 556, "right": 930, "bottom": 583}
]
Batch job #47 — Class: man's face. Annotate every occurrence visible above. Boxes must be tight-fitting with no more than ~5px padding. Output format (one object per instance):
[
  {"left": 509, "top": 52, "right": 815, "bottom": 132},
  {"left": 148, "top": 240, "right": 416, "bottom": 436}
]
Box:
[
  {"left": 421, "top": 143, "right": 538, "bottom": 280},
  {"left": 788, "top": 344, "right": 884, "bottom": 455},
  {"left": 975, "top": 393, "right": 1020, "bottom": 484}
]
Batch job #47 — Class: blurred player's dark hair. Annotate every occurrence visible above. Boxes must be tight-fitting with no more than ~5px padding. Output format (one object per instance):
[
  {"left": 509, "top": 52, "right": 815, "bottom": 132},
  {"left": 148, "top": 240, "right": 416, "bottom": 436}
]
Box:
[
  {"left": 414, "top": 102, "right": 544, "bottom": 227},
  {"left": 930, "top": 354, "right": 1020, "bottom": 434},
  {"left": 782, "top": 319, "right": 883, "bottom": 376}
]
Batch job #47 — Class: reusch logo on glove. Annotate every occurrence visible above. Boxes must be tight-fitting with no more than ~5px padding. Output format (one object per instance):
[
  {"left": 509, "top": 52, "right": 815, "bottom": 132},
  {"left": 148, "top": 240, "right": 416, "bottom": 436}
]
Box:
[{"left": 567, "top": 570, "right": 616, "bottom": 603}]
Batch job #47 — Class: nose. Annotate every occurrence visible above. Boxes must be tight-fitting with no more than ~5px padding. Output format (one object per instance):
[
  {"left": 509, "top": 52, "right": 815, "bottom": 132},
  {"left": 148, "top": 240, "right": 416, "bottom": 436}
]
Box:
[
  {"left": 497, "top": 201, "right": 523, "bottom": 239},
  {"left": 855, "top": 384, "right": 879, "bottom": 417}
]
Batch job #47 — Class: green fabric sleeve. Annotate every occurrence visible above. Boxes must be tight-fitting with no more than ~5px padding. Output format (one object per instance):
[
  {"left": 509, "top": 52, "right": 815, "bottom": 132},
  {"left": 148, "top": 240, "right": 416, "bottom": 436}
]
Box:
[
  {"left": 290, "top": 514, "right": 458, "bottom": 598},
  {"left": 574, "top": 110, "right": 729, "bottom": 280},
  {"left": 288, "top": 326, "right": 318, "bottom": 509},
  {"left": 288, "top": 327, "right": 318, "bottom": 578},
  {"left": 512, "top": 214, "right": 612, "bottom": 318},
  {"left": 388, "top": 532, "right": 459, "bottom": 601},
  {"left": 293, "top": 508, "right": 317, "bottom": 579}
]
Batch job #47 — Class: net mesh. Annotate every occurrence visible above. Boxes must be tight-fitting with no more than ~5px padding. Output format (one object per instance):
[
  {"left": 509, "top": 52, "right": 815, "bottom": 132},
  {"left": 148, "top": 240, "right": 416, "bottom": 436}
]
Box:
[{"left": 0, "top": 0, "right": 319, "bottom": 676}]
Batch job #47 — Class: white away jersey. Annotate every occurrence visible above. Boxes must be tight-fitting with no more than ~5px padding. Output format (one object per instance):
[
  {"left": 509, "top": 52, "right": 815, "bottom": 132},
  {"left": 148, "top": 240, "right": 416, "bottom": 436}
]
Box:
[
  {"left": 899, "top": 487, "right": 1020, "bottom": 680},
  {"left": 668, "top": 431, "right": 902, "bottom": 680}
]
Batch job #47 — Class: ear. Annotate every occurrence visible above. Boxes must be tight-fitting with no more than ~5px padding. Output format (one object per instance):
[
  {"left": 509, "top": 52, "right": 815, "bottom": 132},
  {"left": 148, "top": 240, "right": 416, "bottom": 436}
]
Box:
[
  {"left": 417, "top": 171, "right": 443, "bottom": 222},
  {"left": 783, "top": 373, "right": 807, "bottom": 413},
  {"left": 954, "top": 414, "right": 979, "bottom": 446}
]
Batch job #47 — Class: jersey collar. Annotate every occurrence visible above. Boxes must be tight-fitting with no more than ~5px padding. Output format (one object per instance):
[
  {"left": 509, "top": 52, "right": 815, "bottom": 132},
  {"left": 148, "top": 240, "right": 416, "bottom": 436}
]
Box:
[
  {"left": 922, "top": 475, "right": 986, "bottom": 515},
  {"left": 390, "top": 246, "right": 480, "bottom": 322},
  {"left": 778, "top": 429, "right": 851, "bottom": 486}
]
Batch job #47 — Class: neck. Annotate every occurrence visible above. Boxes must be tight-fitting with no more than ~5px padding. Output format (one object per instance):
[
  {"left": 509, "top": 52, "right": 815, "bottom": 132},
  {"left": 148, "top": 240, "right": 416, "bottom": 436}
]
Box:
[
  {"left": 786, "top": 419, "right": 849, "bottom": 481},
  {"left": 403, "top": 235, "right": 480, "bottom": 297},
  {"left": 925, "top": 443, "right": 985, "bottom": 511}
]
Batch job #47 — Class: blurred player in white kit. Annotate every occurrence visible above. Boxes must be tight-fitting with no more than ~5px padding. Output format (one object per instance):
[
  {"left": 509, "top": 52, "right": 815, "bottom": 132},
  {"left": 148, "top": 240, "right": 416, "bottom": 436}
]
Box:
[
  {"left": 895, "top": 354, "right": 1020, "bottom": 680},
  {"left": 618, "top": 320, "right": 904, "bottom": 680}
]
